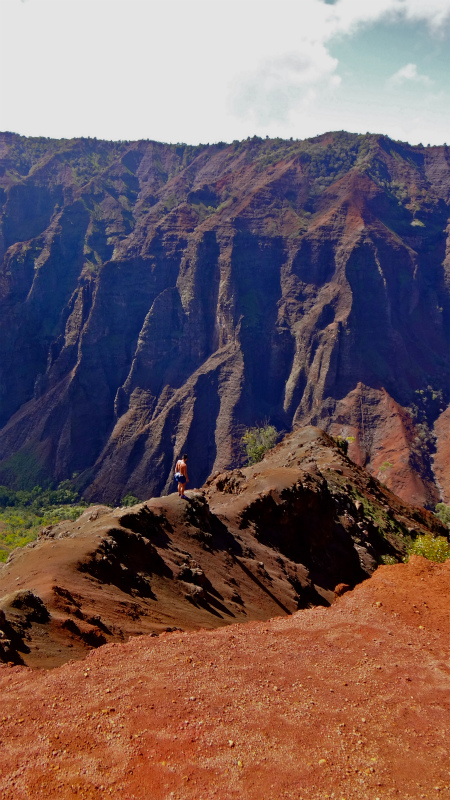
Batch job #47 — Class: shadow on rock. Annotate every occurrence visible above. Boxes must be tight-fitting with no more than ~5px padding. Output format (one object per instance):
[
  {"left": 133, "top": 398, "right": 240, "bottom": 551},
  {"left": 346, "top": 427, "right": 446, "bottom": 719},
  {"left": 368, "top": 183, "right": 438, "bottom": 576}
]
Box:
[{"left": 78, "top": 526, "right": 171, "bottom": 596}]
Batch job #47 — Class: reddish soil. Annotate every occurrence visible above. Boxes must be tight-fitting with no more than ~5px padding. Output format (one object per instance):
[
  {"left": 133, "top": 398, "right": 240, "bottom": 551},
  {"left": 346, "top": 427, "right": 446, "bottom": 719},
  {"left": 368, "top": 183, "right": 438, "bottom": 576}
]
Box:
[{"left": 1, "top": 555, "right": 449, "bottom": 800}]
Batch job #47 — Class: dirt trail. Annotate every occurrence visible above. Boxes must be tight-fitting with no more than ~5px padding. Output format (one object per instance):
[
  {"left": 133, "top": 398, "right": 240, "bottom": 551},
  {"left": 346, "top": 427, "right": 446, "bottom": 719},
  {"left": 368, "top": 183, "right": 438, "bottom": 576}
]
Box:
[{"left": 1, "top": 555, "right": 449, "bottom": 800}]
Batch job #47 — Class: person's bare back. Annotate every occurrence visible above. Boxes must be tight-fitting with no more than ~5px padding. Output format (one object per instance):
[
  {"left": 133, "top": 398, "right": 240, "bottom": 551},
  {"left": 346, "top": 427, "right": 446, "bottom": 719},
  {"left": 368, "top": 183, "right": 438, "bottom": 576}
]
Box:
[{"left": 175, "top": 454, "right": 189, "bottom": 497}]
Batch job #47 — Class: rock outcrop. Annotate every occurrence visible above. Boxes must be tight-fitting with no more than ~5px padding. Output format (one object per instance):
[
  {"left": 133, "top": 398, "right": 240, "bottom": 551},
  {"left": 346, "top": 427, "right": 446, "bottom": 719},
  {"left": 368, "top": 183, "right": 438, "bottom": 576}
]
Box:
[
  {"left": 0, "top": 427, "right": 445, "bottom": 668},
  {"left": 0, "top": 131, "right": 449, "bottom": 506}
]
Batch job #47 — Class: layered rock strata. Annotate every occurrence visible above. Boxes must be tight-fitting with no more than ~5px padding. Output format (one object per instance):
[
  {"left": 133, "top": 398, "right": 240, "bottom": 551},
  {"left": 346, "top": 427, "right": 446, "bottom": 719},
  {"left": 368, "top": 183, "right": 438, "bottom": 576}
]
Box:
[{"left": 0, "top": 132, "right": 449, "bottom": 505}]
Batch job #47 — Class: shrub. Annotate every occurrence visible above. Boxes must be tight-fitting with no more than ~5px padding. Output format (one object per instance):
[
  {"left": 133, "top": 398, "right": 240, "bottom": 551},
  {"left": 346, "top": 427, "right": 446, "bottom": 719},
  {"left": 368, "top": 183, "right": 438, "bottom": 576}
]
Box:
[
  {"left": 380, "top": 554, "right": 398, "bottom": 565},
  {"left": 333, "top": 436, "right": 349, "bottom": 455},
  {"left": 404, "top": 534, "right": 450, "bottom": 563},
  {"left": 435, "top": 503, "right": 450, "bottom": 528},
  {"left": 241, "top": 424, "right": 278, "bottom": 465},
  {"left": 120, "top": 494, "right": 140, "bottom": 507}
]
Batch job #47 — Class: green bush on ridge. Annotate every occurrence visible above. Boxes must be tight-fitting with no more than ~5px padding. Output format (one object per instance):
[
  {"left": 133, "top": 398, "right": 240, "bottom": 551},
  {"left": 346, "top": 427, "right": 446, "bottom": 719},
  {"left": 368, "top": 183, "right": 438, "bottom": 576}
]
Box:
[
  {"left": 404, "top": 534, "right": 450, "bottom": 564},
  {"left": 241, "top": 424, "right": 278, "bottom": 465},
  {"left": 120, "top": 494, "right": 140, "bottom": 507}
]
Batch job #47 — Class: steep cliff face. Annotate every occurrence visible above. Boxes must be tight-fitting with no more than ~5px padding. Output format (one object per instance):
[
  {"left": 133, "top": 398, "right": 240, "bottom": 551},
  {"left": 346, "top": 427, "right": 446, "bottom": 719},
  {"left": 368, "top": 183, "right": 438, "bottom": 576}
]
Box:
[{"left": 0, "top": 131, "right": 449, "bottom": 505}]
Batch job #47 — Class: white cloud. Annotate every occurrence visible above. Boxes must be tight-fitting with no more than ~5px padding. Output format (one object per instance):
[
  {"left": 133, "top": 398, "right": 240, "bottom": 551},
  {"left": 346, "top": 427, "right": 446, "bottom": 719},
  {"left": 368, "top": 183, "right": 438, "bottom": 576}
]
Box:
[
  {"left": 0, "top": 0, "right": 449, "bottom": 144},
  {"left": 393, "top": 0, "right": 450, "bottom": 31},
  {"left": 387, "top": 62, "right": 433, "bottom": 87},
  {"left": 317, "top": 0, "right": 450, "bottom": 38},
  {"left": 228, "top": 0, "right": 450, "bottom": 129},
  {"left": 230, "top": 44, "right": 340, "bottom": 125}
]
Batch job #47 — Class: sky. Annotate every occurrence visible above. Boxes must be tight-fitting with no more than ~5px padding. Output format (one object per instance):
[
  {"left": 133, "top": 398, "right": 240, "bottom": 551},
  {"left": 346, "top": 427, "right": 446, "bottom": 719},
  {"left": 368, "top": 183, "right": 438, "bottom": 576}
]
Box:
[{"left": 1, "top": 0, "right": 449, "bottom": 146}]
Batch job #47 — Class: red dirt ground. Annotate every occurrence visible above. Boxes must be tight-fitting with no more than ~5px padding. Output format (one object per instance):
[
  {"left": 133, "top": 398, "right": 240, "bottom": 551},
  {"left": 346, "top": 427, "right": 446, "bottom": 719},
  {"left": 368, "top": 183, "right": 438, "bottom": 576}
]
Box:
[{"left": 1, "top": 555, "right": 449, "bottom": 800}]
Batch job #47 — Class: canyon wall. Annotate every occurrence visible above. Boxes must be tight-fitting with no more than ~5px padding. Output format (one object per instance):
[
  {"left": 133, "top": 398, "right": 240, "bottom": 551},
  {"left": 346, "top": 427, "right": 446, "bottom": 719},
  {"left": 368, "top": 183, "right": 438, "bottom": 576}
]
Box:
[{"left": 0, "top": 131, "right": 449, "bottom": 505}]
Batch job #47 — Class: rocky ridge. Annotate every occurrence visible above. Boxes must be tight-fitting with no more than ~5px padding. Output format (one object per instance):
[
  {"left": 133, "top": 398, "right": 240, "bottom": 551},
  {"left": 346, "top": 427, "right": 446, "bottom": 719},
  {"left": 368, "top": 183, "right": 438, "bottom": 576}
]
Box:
[{"left": 0, "top": 427, "right": 445, "bottom": 669}]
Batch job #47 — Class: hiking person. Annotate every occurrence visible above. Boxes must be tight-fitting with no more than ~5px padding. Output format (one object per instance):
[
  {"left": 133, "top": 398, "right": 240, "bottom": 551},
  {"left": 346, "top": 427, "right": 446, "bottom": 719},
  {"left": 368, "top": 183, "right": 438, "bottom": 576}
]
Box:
[{"left": 175, "top": 454, "right": 189, "bottom": 497}]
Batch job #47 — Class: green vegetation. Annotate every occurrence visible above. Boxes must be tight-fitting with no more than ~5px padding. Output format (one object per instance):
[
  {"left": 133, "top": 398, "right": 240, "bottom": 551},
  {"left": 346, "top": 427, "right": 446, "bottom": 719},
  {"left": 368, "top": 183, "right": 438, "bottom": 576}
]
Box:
[
  {"left": 435, "top": 503, "right": 450, "bottom": 528},
  {"left": 333, "top": 436, "right": 349, "bottom": 455},
  {"left": 0, "top": 446, "right": 52, "bottom": 491},
  {"left": 333, "top": 435, "right": 354, "bottom": 456},
  {"left": 3, "top": 134, "right": 126, "bottom": 183},
  {"left": 329, "top": 474, "right": 411, "bottom": 545},
  {"left": 120, "top": 494, "right": 140, "bottom": 507},
  {"left": 404, "top": 534, "right": 450, "bottom": 563},
  {"left": 241, "top": 424, "right": 278, "bottom": 465},
  {"left": 2, "top": 133, "right": 209, "bottom": 193},
  {"left": 250, "top": 131, "right": 363, "bottom": 193},
  {"left": 0, "top": 482, "right": 87, "bottom": 563},
  {"left": 379, "top": 554, "right": 398, "bottom": 565},
  {"left": 410, "top": 386, "right": 446, "bottom": 427},
  {"left": 405, "top": 386, "right": 448, "bottom": 485}
]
